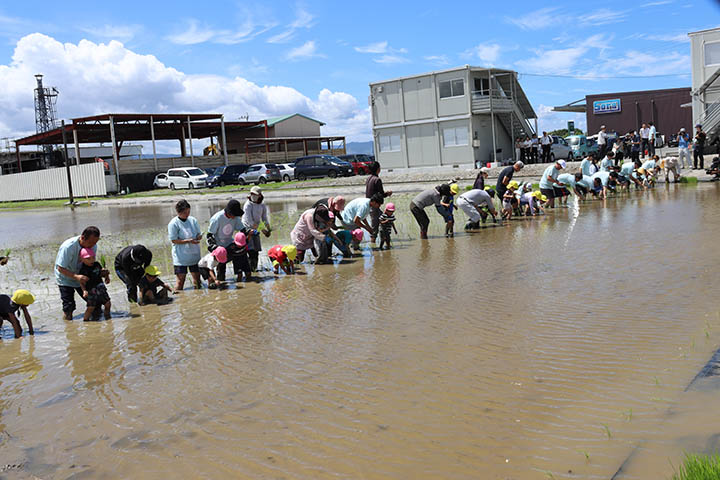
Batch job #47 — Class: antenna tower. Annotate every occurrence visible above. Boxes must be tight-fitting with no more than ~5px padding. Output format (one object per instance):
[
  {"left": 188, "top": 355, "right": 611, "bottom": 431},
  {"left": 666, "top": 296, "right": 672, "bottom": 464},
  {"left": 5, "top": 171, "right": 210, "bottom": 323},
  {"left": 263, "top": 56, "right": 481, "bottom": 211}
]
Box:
[{"left": 34, "top": 74, "right": 59, "bottom": 167}]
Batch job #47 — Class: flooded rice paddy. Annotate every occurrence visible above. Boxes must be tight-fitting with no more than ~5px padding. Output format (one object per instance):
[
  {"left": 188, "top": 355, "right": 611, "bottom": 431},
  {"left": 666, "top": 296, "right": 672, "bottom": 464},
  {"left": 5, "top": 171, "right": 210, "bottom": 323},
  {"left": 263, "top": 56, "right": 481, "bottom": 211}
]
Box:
[{"left": 1, "top": 185, "right": 720, "bottom": 479}]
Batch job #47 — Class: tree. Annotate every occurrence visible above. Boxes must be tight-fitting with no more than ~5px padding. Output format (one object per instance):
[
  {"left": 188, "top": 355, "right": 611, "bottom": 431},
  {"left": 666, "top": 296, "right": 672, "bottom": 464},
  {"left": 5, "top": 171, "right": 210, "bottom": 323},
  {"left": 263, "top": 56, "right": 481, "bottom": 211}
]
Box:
[{"left": 548, "top": 128, "right": 585, "bottom": 137}]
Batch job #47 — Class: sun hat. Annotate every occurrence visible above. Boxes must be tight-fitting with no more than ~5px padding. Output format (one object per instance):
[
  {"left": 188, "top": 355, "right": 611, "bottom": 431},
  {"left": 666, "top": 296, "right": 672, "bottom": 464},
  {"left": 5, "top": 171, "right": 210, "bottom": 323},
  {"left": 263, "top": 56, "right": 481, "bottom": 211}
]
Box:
[
  {"left": 234, "top": 232, "right": 247, "bottom": 247},
  {"left": 250, "top": 186, "right": 262, "bottom": 195},
  {"left": 507, "top": 180, "right": 520, "bottom": 190},
  {"left": 532, "top": 190, "right": 543, "bottom": 198},
  {"left": 11, "top": 289, "right": 35, "bottom": 306},
  {"left": 480, "top": 167, "right": 490, "bottom": 174},
  {"left": 637, "top": 167, "right": 646, "bottom": 175},
  {"left": 79, "top": 247, "right": 95, "bottom": 259},
  {"left": 680, "top": 127, "right": 686, "bottom": 132},
  {"left": 385, "top": 202, "right": 395, "bottom": 212},
  {"left": 450, "top": 183, "right": 459, "bottom": 195},
  {"left": 557, "top": 159, "right": 567, "bottom": 169},
  {"left": 211, "top": 246, "right": 228, "bottom": 263},
  {"left": 352, "top": 229, "right": 364, "bottom": 241},
  {"left": 541, "top": 195, "right": 548, "bottom": 202},
  {"left": 281, "top": 245, "right": 297, "bottom": 261},
  {"left": 145, "top": 265, "right": 161, "bottom": 276}
]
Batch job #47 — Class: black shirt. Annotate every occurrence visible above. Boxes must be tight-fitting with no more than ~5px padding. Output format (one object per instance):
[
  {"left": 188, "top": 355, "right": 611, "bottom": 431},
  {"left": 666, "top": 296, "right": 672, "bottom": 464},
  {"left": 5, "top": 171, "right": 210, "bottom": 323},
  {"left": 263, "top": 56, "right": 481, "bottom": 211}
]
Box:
[
  {"left": 365, "top": 175, "right": 385, "bottom": 198},
  {"left": 139, "top": 276, "right": 163, "bottom": 296},
  {"left": 79, "top": 261, "right": 104, "bottom": 290},
  {"left": 0, "top": 294, "right": 19, "bottom": 316},
  {"left": 473, "top": 175, "right": 485, "bottom": 190},
  {"left": 496, "top": 166, "right": 514, "bottom": 191},
  {"left": 114, "top": 245, "right": 152, "bottom": 284}
]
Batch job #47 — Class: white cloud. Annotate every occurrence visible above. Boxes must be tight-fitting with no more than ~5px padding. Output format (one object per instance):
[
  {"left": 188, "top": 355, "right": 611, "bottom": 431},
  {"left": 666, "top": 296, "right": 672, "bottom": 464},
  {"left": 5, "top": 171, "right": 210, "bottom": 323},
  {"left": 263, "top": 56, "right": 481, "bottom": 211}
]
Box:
[
  {"left": 166, "top": 17, "right": 276, "bottom": 45},
  {"left": 1, "top": 33, "right": 371, "bottom": 142},
  {"left": 515, "top": 34, "right": 609, "bottom": 74},
  {"left": 639, "top": 33, "right": 689, "bottom": 42},
  {"left": 285, "top": 40, "right": 323, "bottom": 61},
  {"left": 424, "top": 55, "right": 450, "bottom": 66},
  {"left": 267, "top": 7, "right": 315, "bottom": 43},
  {"left": 642, "top": 0, "right": 673, "bottom": 6},
  {"left": 536, "top": 103, "right": 587, "bottom": 133},
  {"left": 373, "top": 55, "right": 410, "bottom": 64},
  {"left": 354, "top": 41, "right": 388, "bottom": 54},
  {"left": 79, "top": 24, "right": 142, "bottom": 43},
  {"left": 462, "top": 43, "right": 501, "bottom": 65},
  {"left": 507, "top": 7, "right": 627, "bottom": 30}
]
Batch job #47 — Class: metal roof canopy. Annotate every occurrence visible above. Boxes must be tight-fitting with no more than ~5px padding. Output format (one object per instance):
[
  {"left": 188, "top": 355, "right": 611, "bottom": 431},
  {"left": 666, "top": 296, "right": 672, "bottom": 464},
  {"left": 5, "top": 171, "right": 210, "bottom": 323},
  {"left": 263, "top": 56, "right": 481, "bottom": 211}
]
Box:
[
  {"left": 15, "top": 113, "right": 264, "bottom": 146},
  {"left": 552, "top": 99, "right": 587, "bottom": 113}
]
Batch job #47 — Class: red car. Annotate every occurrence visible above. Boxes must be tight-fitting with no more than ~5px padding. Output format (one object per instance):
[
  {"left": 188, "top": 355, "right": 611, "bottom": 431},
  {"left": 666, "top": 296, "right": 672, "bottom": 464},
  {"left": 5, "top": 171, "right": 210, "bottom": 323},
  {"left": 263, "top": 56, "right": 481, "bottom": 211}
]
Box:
[{"left": 338, "top": 154, "right": 374, "bottom": 175}]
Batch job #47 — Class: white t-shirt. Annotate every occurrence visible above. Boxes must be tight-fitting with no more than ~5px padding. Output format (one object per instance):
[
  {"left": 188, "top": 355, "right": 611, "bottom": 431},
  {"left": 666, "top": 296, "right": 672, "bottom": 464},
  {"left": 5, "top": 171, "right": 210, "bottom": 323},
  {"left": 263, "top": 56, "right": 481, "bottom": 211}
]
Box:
[
  {"left": 640, "top": 127, "right": 650, "bottom": 139},
  {"left": 540, "top": 135, "right": 552, "bottom": 146},
  {"left": 598, "top": 130, "right": 607, "bottom": 145},
  {"left": 198, "top": 253, "right": 219, "bottom": 270}
]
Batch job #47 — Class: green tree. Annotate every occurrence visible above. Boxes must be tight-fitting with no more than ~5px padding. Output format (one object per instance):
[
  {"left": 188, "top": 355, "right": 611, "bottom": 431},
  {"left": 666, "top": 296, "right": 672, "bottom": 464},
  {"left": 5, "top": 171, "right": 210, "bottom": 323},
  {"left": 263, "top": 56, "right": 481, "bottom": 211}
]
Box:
[{"left": 548, "top": 128, "right": 585, "bottom": 137}]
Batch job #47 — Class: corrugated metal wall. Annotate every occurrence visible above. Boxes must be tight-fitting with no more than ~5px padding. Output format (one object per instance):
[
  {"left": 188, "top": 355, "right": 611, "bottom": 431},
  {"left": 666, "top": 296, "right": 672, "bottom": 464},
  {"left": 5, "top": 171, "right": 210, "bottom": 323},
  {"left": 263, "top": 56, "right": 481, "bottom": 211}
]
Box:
[{"left": 0, "top": 162, "right": 107, "bottom": 202}]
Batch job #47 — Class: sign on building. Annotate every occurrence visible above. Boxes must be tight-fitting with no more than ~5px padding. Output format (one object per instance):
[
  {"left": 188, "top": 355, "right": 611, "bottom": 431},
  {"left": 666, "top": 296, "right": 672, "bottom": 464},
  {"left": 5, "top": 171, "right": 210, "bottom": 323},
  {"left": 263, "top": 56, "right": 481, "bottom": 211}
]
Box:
[{"left": 593, "top": 99, "right": 621, "bottom": 115}]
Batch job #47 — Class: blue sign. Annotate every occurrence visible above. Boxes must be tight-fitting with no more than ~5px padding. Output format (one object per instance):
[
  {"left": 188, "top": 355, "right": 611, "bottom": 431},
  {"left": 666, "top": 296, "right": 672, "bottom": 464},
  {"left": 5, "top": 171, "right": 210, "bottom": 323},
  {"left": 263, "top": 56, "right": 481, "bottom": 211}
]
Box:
[{"left": 593, "top": 99, "right": 621, "bottom": 115}]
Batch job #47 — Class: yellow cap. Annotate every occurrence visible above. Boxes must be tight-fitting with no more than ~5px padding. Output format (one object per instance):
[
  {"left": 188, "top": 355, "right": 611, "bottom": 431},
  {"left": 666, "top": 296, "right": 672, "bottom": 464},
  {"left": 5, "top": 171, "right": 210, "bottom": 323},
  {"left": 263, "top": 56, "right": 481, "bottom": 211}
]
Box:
[
  {"left": 450, "top": 183, "right": 459, "bottom": 195},
  {"left": 541, "top": 195, "right": 548, "bottom": 202},
  {"left": 11, "top": 289, "right": 35, "bottom": 306},
  {"left": 144, "top": 265, "right": 161, "bottom": 276},
  {"left": 281, "top": 245, "right": 297, "bottom": 261},
  {"left": 484, "top": 186, "right": 493, "bottom": 191},
  {"left": 532, "top": 190, "right": 542, "bottom": 198},
  {"left": 507, "top": 180, "right": 519, "bottom": 190}
]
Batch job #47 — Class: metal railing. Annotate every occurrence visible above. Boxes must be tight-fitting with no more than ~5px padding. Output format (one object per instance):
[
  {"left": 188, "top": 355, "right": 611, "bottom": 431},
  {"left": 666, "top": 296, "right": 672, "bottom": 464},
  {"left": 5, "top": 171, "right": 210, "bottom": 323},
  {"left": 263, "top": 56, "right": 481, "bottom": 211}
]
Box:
[{"left": 697, "top": 99, "right": 720, "bottom": 135}]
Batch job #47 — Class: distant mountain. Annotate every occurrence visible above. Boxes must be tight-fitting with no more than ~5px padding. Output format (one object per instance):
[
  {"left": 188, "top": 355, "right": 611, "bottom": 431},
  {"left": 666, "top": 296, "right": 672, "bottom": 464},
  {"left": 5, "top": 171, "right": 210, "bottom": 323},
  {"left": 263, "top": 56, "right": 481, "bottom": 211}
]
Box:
[{"left": 346, "top": 141, "right": 374, "bottom": 155}]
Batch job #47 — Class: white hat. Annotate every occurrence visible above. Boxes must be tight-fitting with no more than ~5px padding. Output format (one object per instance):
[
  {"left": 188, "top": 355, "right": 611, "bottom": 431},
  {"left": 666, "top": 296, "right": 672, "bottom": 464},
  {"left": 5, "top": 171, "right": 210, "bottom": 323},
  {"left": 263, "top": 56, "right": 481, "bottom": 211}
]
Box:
[
  {"left": 557, "top": 159, "right": 567, "bottom": 169},
  {"left": 680, "top": 128, "right": 686, "bottom": 132},
  {"left": 479, "top": 167, "right": 490, "bottom": 173},
  {"left": 250, "top": 186, "right": 262, "bottom": 195},
  {"left": 600, "top": 125, "right": 606, "bottom": 129}
]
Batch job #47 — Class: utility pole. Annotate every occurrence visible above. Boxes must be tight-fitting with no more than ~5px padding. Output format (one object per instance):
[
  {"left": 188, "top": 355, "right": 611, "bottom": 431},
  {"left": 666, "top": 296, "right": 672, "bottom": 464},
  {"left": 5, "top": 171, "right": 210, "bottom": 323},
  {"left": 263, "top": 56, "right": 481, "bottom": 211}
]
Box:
[{"left": 61, "top": 120, "right": 74, "bottom": 204}]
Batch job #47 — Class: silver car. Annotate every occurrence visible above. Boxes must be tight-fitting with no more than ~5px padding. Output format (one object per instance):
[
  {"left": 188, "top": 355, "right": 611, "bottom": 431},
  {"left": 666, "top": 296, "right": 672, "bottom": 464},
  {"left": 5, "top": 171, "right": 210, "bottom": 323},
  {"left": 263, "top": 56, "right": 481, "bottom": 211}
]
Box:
[
  {"left": 277, "top": 163, "right": 295, "bottom": 182},
  {"left": 550, "top": 135, "right": 573, "bottom": 161},
  {"left": 238, "top": 163, "right": 282, "bottom": 185}
]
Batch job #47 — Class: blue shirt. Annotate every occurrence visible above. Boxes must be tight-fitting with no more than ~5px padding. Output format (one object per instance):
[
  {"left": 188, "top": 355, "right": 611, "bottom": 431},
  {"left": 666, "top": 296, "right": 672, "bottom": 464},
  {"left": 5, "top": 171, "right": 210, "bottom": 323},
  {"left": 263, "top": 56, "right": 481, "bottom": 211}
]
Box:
[
  {"left": 168, "top": 216, "right": 202, "bottom": 266},
  {"left": 539, "top": 165, "right": 560, "bottom": 189},
  {"left": 600, "top": 156, "right": 613, "bottom": 172},
  {"left": 591, "top": 171, "right": 611, "bottom": 187},
  {"left": 678, "top": 133, "right": 689, "bottom": 148},
  {"left": 341, "top": 198, "right": 371, "bottom": 228},
  {"left": 557, "top": 173, "right": 576, "bottom": 189},
  {"left": 620, "top": 162, "right": 635, "bottom": 178},
  {"left": 642, "top": 159, "right": 656, "bottom": 171},
  {"left": 577, "top": 175, "right": 593, "bottom": 189},
  {"left": 208, "top": 210, "right": 244, "bottom": 247},
  {"left": 55, "top": 236, "right": 97, "bottom": 287},
  {"left": 580, "top": 158, "right": 593, "bottom": 176}
]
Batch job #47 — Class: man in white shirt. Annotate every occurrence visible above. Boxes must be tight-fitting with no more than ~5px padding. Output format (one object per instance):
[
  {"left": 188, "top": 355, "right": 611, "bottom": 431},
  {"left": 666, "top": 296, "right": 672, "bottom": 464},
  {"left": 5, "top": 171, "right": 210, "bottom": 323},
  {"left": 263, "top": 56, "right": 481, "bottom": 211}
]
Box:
[
  {"left": 597, "top": 125, "right": 608, "bottom": 159},
  {"left": 639, "top": 123, "right": 650, "bottom": 159},
  {"left": 540, "top": 131, "right": 553, "bottom": 163},
  {"left": 530, "top": 135, "right": 539, "bottom": 163},
  {"left": 648, "top": 122, "right": 656, "bottom": 157}
]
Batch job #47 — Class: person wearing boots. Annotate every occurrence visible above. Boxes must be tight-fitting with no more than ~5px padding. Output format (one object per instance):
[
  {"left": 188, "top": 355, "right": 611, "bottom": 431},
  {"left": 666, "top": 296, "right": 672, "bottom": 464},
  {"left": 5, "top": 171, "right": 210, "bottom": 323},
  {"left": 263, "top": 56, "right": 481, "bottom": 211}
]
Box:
[{"left": 242, "top": 186, "right": 271, "bottom": 272}]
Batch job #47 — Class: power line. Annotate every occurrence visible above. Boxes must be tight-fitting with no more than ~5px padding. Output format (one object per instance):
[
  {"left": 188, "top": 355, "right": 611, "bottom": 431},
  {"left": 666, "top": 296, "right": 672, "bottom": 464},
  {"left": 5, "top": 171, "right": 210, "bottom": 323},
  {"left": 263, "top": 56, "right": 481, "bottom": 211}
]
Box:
[{"left": 519, "top": 72, "right": 690, "bottom": 79}]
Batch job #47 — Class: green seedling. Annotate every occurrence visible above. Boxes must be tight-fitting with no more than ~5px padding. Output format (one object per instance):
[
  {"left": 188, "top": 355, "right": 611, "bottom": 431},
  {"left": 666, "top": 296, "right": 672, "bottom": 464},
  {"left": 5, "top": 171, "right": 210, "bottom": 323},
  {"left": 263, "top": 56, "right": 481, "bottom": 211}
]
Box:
[
  {"left": 671, "top": 452, "right": 720, "bottom": 479},
  {"left": 3, "top": 248, "right": 9, "bottom": 257},
  {"left": 621, "top": 408, "right": 633, "bottom": 422},
  {"left": 706, "top": 329, "right": 711, "bottom": 339},
  {"left": 679, "top": 176, "right": 698, "bottom": 184},
  {"left": 655, "top": 376, "right": 661, "bottom": 386},
  {"left": 544, "top": 472, "right": 556, "bottom": 479},
  {"left": 100, "top": 255, "right": 107, "bottom": 269},
  {"left": 578, "top": 450, "right": 590, "bottom": 461},
  {"left": 601, "top": 424, "right": 612, "bottom": 439}
]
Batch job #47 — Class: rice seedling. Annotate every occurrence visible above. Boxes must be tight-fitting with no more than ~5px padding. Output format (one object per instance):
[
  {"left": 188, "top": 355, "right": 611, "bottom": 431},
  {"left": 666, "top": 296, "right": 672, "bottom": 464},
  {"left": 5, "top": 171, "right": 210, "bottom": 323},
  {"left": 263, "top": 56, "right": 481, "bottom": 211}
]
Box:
[
  {"left": 671, "top": 453, "right": 720, "bottom": 480},
  {"left": 100, "top": 255, "right": 107, "bottom": 269},
  {"left": 620, "top": 408, "right": 633, "bottom": 422},
  {"left": 601, "top": 424, "right": 612, "bottom": 439},
  {"left": 655, "top": 376, "right": 661, "bottom": 386},
  {"left": 544, "top": 471, "right": 555, "bottom": 479},
  {"left": 578, "top": 450, "right": 590, "bottom": 461}
]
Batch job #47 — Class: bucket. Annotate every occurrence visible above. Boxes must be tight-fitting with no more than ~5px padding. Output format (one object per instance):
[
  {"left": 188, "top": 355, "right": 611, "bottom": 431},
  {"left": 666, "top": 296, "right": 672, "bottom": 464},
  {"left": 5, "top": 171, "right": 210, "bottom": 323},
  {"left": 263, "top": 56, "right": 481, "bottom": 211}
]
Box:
[{"left": 486, "top": 162, "right": 491, "bottom": 168}]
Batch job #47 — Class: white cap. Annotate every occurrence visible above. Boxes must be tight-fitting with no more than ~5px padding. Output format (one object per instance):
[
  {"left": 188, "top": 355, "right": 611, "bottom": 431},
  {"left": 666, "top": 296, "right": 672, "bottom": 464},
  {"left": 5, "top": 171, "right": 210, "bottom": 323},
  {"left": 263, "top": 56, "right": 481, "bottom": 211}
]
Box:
[
  {"left": 480, "top": 167, "right": 490, "bottom": 173},
  {"left": 514, "top": 161, "right": 524, "bottom": 168},
  {"left": 557, "top": 159, "right": 567, "bottom": 169},
  {"left": 250, "top": 186, "right": 262, "bottom": 195},
  {"left": 680, "top": 128, "right": 686, "bottom": 132},
  {"left": 600, "top": 125, "right": 606, "bottom": 129}
]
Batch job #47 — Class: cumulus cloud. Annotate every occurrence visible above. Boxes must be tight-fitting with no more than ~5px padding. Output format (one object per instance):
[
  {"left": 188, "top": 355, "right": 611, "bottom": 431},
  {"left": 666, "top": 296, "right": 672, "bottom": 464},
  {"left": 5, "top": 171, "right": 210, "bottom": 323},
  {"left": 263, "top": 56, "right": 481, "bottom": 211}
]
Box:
[
  {"left": 462, "top": 43, "right": 501, "bottom": 65},
  {"left": 536, "top": 104, "right": 586, "bottom": 133},
  {"left": 1, "top": 33, "right": 371, "bottom": 142}
]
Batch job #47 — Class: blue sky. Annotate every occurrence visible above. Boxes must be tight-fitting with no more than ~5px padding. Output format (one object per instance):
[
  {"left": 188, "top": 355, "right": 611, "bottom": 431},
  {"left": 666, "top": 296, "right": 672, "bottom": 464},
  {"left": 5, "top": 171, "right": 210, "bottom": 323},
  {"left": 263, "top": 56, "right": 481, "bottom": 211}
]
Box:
[{"left": 0, "top": 0, "right": 716, "bottom": 150}]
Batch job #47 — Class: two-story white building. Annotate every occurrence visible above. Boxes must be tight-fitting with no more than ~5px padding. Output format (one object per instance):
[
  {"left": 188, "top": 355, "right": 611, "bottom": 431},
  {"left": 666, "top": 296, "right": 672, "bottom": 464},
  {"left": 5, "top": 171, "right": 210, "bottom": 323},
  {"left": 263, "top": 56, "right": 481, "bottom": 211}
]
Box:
[
  {"left": 369, "top": 65, "right": 537, "bottom": 170},
  {"left": 689, "top": 27, "right": 720, "bottom": 141}
]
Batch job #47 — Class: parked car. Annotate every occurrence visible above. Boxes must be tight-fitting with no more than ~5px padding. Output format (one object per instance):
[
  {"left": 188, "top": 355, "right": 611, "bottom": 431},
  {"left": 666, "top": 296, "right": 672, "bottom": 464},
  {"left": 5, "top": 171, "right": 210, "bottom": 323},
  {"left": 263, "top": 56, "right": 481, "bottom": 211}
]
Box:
[
  {"left": 565, "top": 135, "right": 599, "bottom": 159},
  {"left": 667, "top": 133, "right": 679, "bottom": 148},
  {"left": 207, "top": 164, "right": 250, "bottom": 187},
  {"left": 277, "top": 163, "right": 295, "bottom": 182},
  {"left": 166, "top": 167, "right": 209, "bottom": 190},
  {"left": 294, "top": 155, "right": 355, "bottom": 180},
  {"left": 550, "top": 135, "right": 573, "bottom": 161},
  {"left": 337, "top": 154, "right": 374, "bottom": 175},
  {"left": 202, "top": 168, "right": 216, "bottom": 176},
  {"left": 237, "top": 163, "right": 282, "bottom": 185},
  {"left": 153, "top": 173, "right": 169, "bottom": 189}
]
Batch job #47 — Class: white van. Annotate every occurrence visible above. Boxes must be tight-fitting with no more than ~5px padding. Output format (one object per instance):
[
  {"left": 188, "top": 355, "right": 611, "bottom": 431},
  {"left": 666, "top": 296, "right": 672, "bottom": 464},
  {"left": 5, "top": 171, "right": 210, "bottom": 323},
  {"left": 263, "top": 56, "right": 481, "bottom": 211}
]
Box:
[{"left": 166, "top": 167, "right": 208, "bottom": 190}]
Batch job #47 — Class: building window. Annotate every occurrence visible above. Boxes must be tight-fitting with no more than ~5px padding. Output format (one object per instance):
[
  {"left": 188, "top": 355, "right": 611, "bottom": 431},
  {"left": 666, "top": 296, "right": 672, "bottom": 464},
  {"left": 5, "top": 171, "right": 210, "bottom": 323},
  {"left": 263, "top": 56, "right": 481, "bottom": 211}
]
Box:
[
  {"left": 442, "top": 126, "right": 468, "bottom": 147},
  {"left": 379, "top": 134, "right": 401, "bottom": 152},
  {"left": 473, "top": 78, "right": 490, "bottom": 95},
  {"left": 439, "top": 79, "right": 465, "bottom": 99},
  {"left": 705, "top": 42, "right": 720, "bottom": 66}
]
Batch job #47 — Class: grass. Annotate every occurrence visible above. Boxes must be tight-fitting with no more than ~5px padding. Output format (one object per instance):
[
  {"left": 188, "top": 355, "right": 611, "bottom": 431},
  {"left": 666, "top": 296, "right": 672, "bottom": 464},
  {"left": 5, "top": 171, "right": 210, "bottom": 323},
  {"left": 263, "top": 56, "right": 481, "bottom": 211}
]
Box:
[
  {"left": 123, "top": 177, "right": 330, "bottom": 199},
  {"left": 0, "top": 198, "right": 102, "bottom": 210},
  {"left": 671, "top": 453, "right": 720, "bottom": 480},
  {"left": 680, "top": 176, "right": 699, "bottom": 184}
]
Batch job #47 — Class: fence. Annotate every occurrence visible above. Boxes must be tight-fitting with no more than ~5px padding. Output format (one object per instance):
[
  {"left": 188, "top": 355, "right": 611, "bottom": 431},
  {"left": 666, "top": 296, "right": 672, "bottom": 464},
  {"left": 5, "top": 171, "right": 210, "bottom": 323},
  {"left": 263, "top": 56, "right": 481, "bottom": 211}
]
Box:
[{"left": 0, "top": 162, "right": 108, "bottom": 202}]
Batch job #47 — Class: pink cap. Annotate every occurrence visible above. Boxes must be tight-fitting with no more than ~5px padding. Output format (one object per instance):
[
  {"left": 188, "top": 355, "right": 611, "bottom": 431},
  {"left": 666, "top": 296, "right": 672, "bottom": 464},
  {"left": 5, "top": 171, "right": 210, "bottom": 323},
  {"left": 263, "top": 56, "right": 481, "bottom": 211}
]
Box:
[
  {"left": 385, "top": 202, "right": 395, "bottom": 212},
  {"left": 212, "top": 246, "right": 228, "bottom": 263},
  {"left": 328, "top": 211, "right": 335, "bottom": 219},
  {"left": 234, "top": 232, "right": 247, "bottom": 247},
  {"left": 352, "top": 229, "right": 364, "bottom": 241},
  {"left": 330, "top": 196, "right": 346, "bottom": 212},
  {"left": 79, "top": 247, "right": 95, "bottom": 259}
]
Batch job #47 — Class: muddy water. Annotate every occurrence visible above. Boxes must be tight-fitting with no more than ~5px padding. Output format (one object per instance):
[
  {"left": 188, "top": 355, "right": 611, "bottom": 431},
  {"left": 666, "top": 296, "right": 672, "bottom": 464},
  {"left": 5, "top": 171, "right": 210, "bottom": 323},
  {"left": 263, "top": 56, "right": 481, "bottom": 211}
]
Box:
[{"left": 1, "top": 186, "right": 720, "bottom": 479}]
